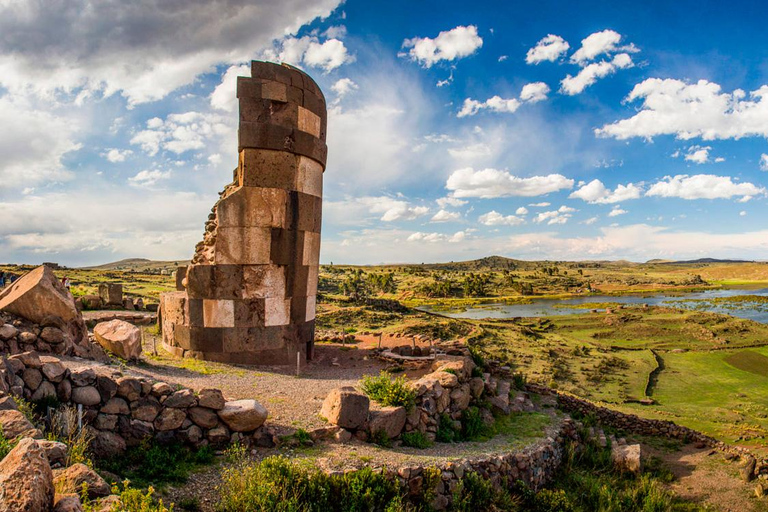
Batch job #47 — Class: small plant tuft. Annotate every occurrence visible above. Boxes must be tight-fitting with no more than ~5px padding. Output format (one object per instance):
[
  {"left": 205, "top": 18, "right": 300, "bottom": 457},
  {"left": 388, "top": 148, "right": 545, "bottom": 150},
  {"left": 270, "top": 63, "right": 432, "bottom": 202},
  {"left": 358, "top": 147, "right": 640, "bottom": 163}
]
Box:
[
  {"left": 360, "top": 372, "right": 416, "bottom": 412},
  {"left": 400, "top": 431, "right": 433, "bottom": 449}
]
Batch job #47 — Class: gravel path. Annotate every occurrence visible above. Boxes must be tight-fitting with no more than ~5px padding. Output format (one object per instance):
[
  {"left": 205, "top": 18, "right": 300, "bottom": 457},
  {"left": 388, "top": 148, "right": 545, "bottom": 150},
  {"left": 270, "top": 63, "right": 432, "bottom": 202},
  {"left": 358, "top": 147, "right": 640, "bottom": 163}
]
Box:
[{"left": 63, "top": 339, "right": 391, "bottom": 431}]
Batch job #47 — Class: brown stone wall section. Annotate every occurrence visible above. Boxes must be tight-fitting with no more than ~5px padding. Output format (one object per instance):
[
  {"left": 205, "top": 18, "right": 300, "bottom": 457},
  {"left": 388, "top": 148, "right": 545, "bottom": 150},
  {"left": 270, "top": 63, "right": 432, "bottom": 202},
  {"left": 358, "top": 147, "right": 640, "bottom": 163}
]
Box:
[{"left": 161, "top": 61, "right": 325, "bottom": 365}]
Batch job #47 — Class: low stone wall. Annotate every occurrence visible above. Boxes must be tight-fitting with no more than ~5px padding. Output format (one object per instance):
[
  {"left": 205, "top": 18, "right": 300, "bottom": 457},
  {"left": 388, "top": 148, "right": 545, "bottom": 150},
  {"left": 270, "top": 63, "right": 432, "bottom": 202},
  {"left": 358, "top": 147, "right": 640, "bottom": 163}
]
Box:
[
  {"left": 0, "top": 351, "right": 272, "bottom": 459},
  {"left": 528, "top": 384, "right": 768, "bottom": 478},
  {"left": 389, "top": 417, "right": 579, "bottom": 510}
]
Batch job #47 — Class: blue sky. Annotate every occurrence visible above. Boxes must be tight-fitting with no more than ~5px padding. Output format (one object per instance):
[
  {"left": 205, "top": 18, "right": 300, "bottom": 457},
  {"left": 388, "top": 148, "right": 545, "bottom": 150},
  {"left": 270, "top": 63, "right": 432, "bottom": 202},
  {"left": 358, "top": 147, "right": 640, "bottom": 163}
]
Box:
[{"left": 1, "top": 0, "right": 767, "bottom": 266}]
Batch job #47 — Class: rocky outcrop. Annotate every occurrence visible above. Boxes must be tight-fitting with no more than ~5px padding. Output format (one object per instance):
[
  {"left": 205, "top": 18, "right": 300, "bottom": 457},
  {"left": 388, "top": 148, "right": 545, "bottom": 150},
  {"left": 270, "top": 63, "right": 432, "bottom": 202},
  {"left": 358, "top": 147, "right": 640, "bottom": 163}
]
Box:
[
  {"left": 93, "top": 320, "right": 142, "bottom": 361},
  {"left": 0, "top": 438, "right": 54, "bottom": 512},
  {"left": 0, "top": 409, "right": 42, "bottom": 439},
  {"left": 0, "top": 266, "right": 88, "bottom": 350},
  {"left": 368, "top": 406, "right": 406, "bottom": 439}
]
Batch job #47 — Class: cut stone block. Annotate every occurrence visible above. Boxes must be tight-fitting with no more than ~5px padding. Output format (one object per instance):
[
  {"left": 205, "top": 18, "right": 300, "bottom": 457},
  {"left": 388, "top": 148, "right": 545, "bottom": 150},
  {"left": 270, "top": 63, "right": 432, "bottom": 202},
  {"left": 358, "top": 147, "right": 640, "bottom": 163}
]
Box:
[
  {"left": 214, "top": 227, "right": 272, "bottom": 265},
  {"left": 203, "top": 299, "right": 235, "bottom": 328},
  {"left": 264, "top": 298, "right": 291, "bottom": 326},
  {"left": 298, "top": 106, "right": 321, "bottom": 137}
]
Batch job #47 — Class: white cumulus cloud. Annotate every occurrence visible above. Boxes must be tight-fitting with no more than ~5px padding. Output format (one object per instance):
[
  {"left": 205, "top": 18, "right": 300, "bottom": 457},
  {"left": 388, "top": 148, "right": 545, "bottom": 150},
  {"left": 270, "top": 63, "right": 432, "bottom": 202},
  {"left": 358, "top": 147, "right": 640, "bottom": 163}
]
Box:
[
  {"left": 560, "top": 53, "right": 633, "bottom": 95},
  {"left": 646, "top": 174, "right": 765, "bottom": 201},
  {"left": 431, "top": 209, "right": 462, "bottom": 223},
  {"left": 526, "top": 34, "right": 570, "bottom": 64},
  {"left": 401, "top": 25, "right": 483, "bottom": 68},
  {"left": 569, "top": 179, "right": 642, "bottom": 204},
  {"left": 479, "top": 211, "right": 525, "bottom": 226},
  {"left": 597, "top": 79, "right": 768, "bottom": 141},
  {"left": 458, "top": 82, "right": 550, "bottom": 117},
  {"left": 570, "top": 29, "right": 636, "bottom": 65},
  {"left": 446, "top": 168, "right": 574, "bottom": 198}
]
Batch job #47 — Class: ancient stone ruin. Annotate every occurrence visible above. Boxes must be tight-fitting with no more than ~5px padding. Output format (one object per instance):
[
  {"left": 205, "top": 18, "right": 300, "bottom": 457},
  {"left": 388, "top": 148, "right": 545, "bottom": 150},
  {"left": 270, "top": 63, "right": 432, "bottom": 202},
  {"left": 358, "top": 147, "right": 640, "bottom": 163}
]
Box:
[{"left": 160, "top": 60, "right": 326, "bottom": 365}]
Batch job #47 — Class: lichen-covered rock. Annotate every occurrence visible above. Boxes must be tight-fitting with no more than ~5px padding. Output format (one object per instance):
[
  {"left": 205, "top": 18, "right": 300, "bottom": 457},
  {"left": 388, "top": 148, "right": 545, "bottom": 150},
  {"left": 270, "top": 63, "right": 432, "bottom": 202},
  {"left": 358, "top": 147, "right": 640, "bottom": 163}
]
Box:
[
  {"left": 89, "top": 430, "right": 126, "bottom": 458},
  {"left": 115, "top": 377, "right": 142, "bottom": 401},
  {"left": 42, "top": 360, "right": 67, "bottom": 383},
  {"left": 0, "top": 438, "right": 54, "bottom": 512},
  {"left": 217, "top": 399, "right": 268, "bottom": 432},
  {"left": 53, "top": 463, "right": 111, "bottom": 499},
  {"left": 368, "top": 406, "right": 406, "bottom": 439},
  {"left": 93, "top": 319, "right": 142, "bottom": 361},
  {"left": 320, "top": 387, "right": 369, "bottom": 429}
]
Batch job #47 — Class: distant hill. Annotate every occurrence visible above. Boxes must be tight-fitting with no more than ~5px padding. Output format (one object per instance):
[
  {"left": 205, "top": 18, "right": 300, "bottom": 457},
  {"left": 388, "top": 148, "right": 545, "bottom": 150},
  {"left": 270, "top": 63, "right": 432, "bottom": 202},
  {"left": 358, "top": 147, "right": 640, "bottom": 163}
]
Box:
[
  {"left": 659, "top": 258, "right": 754, "bottom": 265},
  {"left": 84, "top": 258, "right": 189, "bottom": 272}
]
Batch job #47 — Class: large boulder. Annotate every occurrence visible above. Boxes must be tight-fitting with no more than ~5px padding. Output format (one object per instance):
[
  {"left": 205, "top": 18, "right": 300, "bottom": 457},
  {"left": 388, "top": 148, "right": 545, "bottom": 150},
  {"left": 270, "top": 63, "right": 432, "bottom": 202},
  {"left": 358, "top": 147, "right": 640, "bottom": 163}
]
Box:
[
  {"left": 0, "top": 409, "right": 43, "bottom": 439},
  {"left": 53, "top": 463, "right": 111, "bottom": 499},
  {"left": 93, "top": 319, "right": 142, "bottom": 360},
  {"left": 368, "top": 406, "right": 406, "bottom": 439},
  {"left": 320, "top": 387, "right": 370, "bottom": 429},
  {"left": 217, "top": 399, "right": 268, "bottom": 432},
  {"left": 0, "top": 266, "right": 87, "bottom": 347},
  {"left": 612, "top": 443, "right": 642, "bottom": 474},
  {"left": 0, "top": 438, "right": 54, "bottom": 512}
]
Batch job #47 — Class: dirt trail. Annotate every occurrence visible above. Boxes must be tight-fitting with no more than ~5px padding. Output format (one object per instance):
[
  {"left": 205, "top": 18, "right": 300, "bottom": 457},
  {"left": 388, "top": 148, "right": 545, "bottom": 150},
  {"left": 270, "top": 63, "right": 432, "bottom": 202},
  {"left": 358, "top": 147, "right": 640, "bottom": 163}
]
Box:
[{"left": 651, "top": 443, "right": 763, "bottom": 511}]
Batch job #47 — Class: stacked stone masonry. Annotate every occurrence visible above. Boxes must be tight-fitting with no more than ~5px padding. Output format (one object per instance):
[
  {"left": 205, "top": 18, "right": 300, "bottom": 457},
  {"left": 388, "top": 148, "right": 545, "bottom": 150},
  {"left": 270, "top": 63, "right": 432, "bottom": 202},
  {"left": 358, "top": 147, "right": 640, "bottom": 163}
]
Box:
[
  {"left": 0, "top": 351, "right": 271, "bottom": 459},
  {"left": 160, "top": 60, "right": 326, "bottom": 365}
]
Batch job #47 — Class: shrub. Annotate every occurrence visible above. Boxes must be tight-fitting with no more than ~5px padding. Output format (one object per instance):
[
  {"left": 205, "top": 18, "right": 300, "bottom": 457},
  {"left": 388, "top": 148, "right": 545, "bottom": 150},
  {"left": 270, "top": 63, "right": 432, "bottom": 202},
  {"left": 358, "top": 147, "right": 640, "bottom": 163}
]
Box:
[
  {"left": 511, "top": 372, "right": 527, "bottom": 391},
  {"left": 460, "top": 407, "right": 486, "bottom": 441},
  {"left": 360, "top": 372, "right": 416, "bottom": 411},
  {"left": 98, "top": 440, "right": 214, "bottom": 488},
  {"left": 48, "top": 405, "right": 93, "bottom": 467},
  {"left": 452, "top": 472, "right": 520, "bottom": 512},
  {"left": 217, "top": 456, "right": 404, "bottom": 512},
  {"left": 82, "top": 481, "right": 174, "bottom": 512},
  {"left": 436, "top": 414, "right": 459, "bottom": 443},
  {"left": 400, "top": 431, "right": 432, "bottom": 449},
  {"left": 370, "top": 429, "right": 392, "bottom": 448}
]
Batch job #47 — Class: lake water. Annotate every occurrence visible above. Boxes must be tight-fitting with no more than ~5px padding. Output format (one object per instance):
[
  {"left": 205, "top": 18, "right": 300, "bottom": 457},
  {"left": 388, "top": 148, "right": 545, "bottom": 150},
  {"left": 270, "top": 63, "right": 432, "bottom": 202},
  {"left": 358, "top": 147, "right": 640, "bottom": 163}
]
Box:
[{"left": 417, "top": 288, "right": 768, "bottom": 324}]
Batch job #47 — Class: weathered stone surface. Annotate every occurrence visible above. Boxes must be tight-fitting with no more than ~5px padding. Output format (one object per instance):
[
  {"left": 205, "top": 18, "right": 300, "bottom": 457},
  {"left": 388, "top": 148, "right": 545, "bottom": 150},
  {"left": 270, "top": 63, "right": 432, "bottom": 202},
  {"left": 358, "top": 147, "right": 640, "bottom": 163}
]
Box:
[
  {"left": 0, "top": 265, "right": 87, "bottom": 346},
  {"left": 164, "top": 388, "right": 197, "bottom": 408},
  {"left": 154, "top": 408, "right": 187, "bottom": 431},
  {"left": 32, "top": 381, "right": 57, "bottom": 402},
  {"left": 0, "top": 409, "right": 42, "bottom": 439},
  {"left": 53, "top": 493, "right": 84, "bottom": 512},
  {"left": 131, "top": 397, "right": 162, "bottom": 422},
  {"left": 188, "top": 406, "right": 219, "bottom": 429},
  {"left": 101, "top": 397, "right": 129, "bottom": 415},
  {"left": 116, "top": 377, "right": 142, "bottom": 401},
  {"left": 37, "top": 439, "right": 67, "bottom": 466},
  {"left": 368, "top": 406, "right": 406, "bottom": 439},
  {"left": 72, "top": 386, "right": 101, "bottom": 406},
  {"left": 93, "top": 319, "right": 142, "bottom": 360},
  {"left": 611, "top": 444, "right": 642, "bottom": 474},
  {"left": 217, "top": 399, "right": 268, "bottom": 432},
  {"left": 21, "top": 368, "right": 43, "bottom": 390},
  {"left": 53, "top": 463, "right": 111, "bottom": 499},
  {"left": 320, "top": 387, "right": 370, "bottom": 429},
  {"left": 41, "top": 326, "right": 66, "bottom": 344},
  {"left": 42, "top": 360, "right": 67, "bottom": 383},
  {"left": 98, "top": 283, "right": 123, "bottom": 306},
  {"left": 69, "top": 368, "right": 96, "bottom": 386},
  {"left": 197, "top": 388, "right": 226, "bottom": 410},
  {"left": 10, "top": 350, "right": 42, "bottom": 369},
  {"left": 89, "top": 430, "right": 126, "bottom": 458},
  {"left": 0, "top": 324, "right": 18, "bottom": 340},
  {"left": 0, "top": 438, "right": 54, "bottom": 512}
]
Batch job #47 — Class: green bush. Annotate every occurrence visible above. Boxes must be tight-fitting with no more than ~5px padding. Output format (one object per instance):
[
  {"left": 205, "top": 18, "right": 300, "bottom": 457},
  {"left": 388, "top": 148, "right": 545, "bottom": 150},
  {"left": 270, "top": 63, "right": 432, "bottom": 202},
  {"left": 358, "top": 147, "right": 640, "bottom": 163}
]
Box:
[
  {"left": 436, "top": 414, "right": 459, "bottom": 443},
  {"left": 361, "top": 372, "right": 416, "bottom": 411},
  {"left": 452, "top": 471, "right": 519, "bottom": 512},
  {"left": 400, "top": 431, "right": 432, "bottom": 449},
  {"left": 98, "top": 441, "right": 214, "bottom": 488},
  {"left": 217, "top": 456, "right": 405, "bottom": 512},
  {"left": 82, "top": 481, "right": 173, "bottom": 512},
  {"left": 460, "top": 407, "right": 485, "bottom": 440},
  {"left": 370, "top": 429, "right": 392, "bottom": 448}
]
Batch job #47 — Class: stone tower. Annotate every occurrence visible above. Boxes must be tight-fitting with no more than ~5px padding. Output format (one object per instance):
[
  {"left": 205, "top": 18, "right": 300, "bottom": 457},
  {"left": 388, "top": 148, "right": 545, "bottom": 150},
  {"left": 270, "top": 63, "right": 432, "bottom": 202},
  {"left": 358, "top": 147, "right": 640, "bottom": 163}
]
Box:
[{"left": 159, "top": 61, "right": 326, "bottom": 365}]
